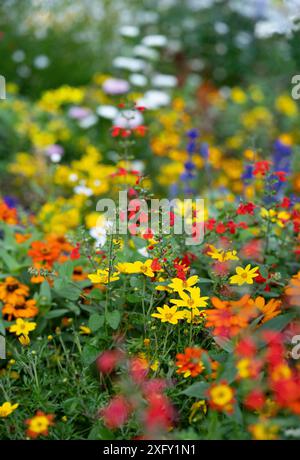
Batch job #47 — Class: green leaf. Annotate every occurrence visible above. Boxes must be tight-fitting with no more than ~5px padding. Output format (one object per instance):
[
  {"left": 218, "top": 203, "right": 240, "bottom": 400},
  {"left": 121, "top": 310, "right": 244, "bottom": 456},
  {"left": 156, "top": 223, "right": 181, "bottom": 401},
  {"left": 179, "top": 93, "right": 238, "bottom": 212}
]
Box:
[
  {"left": 88, "top": 423, "right": 114, "bottom": 440},
  {"left": 198, "top": 278, "right": 214, "bottom": 284},
  {"left": 181, "top": 381, "right": 209, "bottom": 398},
  {"left": 57, "top": 260, "right": 75, "bottom": 279},
  {"left": 88, "top": 313, "right": 104, "bottom": 332},
  {"left": 106, "top": 310, "right": 121, "bottom": 330},
  {"left": 44, "top": 309, "right": 69, "bottom": 319},
  {"left": 259, "top": 313, "right": 296, "bottom": 333},
  {"left": 0, "top": 248, "right": 20, "bottom": 272},
  {"left": 213, "top": 336, "right": 234, "bottom": 353},
  {"left": 259, "top": 265, "right": 268, "bottom": 279},
  {"left": 54, "top": 279, "right": 81, "bottom": 301},
  {"left": 126, "top": 293, "right": 140, "bottom": 303},
  {"left": 82, "top": 344, "right": 99, "bottom": 366},
  {"left": 39, "top": 281, "right": 52, "bottom": 305},
  {"left": 0, "top": 319, "right": 6, "bottom": 336}
]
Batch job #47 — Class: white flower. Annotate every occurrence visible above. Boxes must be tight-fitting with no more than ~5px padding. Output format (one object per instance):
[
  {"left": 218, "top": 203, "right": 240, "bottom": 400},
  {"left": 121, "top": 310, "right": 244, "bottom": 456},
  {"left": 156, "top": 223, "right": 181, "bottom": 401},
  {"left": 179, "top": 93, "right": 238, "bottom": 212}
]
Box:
[
  {"left": 12, "top": 50, "right": 25, "bottom": 62},
  {"left": 90, "top": 226, "right": 107, "bottom": 247},
  {"left": 152, "top": 74, "right": 177, "bottom": 88},
  {"left": 129, "top": 74, "right": 148, "bottom": 87},
  {"left": 113, "top": 110, "right": 143, "bottom": 129},
  {"left": 113, "top": 56, "right": 146, "bottom": 72},
  {"left": 137, "top": 90, "right": 170, "bottom": 109},
  {"left": 133, "top": 45, "right": 159, "bottom": 60},
  {"left": 102, "top": 78, "right": 130, "bottom": 95},
  {"left": 74, "top": 185, "right": 93, "bottom": 196},
  {"left": 78, "top": 114, "right": 98, "bottom": 129},
  {"left": 120, "top": 25, "right": 139, "bottom": 37},
  {"left": 34, "top": 55, "right": 50, "bottom": 69},
  {"left": 96, "top": 105, "right": 119, "bottom": 119},
  {"left": 142, "top": 35, "right": 167, "bottom": 47}
]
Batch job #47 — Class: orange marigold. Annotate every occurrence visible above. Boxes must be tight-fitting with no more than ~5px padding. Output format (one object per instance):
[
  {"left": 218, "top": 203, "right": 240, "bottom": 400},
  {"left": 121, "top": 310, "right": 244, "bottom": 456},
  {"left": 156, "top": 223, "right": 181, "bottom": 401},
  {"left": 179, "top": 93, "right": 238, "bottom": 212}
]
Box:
[
  {"left": 176, "top": 347, "right": 205, "bottom": 378},
  {"left": 285, "top": 271, "right": 300, "bottom": 306},
  {"left": 205, "top": 295, "right": 254, "bottom": 338},
  {"left": 0, "top": 200, "right": 18, "bottom": 225},
  {"left": 0, "top": 277, "right": 29, "bottom": 306},
  {"left": 3, "top": 298, "right": 38, "bottom": 321}
]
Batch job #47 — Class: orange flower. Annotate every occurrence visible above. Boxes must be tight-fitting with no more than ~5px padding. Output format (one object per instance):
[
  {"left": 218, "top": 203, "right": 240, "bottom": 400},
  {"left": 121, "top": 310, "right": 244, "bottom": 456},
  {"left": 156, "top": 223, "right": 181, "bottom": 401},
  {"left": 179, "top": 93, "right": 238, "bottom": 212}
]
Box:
[
  {"left": 72, "top": 266, "right": 87, "bottom": 281},
  {"left": 176, "top": 347, "right": 205, "bottom": 378},
  {"left": 285, "top": 271, "right": 300, "bottom": 306},
  {"left": 0, "top": 277, "right": 29, "bottom": 306},
  {"left": 250, "top": 296, "right": 282, "bottom": 324},
  {"left": 28, "top": 240, "right": 62, "bottom": 268},
  {"left": 15, "top": 233, "right": 31, "bottom": 244},
  {"left": 25, "top": 410, "right": 55, "bottom": 439},
  {"left": 46, "top": 235, "right": 73, "bottom": 253},
  {"left": 0, "top": 200, "right": 17, "bottom": 225},
  {"left": 3, "top": 298, "right": 39, "bottom": 321},
  {"left": 205, "top": 295, "right": 254, "bottom": 338}
]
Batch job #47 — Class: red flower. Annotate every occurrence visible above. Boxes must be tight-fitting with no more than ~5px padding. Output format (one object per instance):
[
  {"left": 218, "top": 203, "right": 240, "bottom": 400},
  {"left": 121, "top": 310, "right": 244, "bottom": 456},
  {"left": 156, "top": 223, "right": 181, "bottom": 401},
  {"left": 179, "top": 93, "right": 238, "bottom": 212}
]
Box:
[
  {"left": 134, "top": 125, "right": 147, "bottom": 136},
  {"left": 96, "top": 349, "right": 123, "bottom": 375},
  {"left": 143, "top": 394, "right": 175, "bottom": 432},
  {"left": 253, "top": 161, "right": 270, "bottom": 176},
  {"left": 280, "top": 197, "right": 291, "bottom": 208},
  {"left": 70, "top": 243, "right": 81, "bottom": 260},
  {"left": 111, "top": 126, "right": 122, "bottom": 137},
  {"left": 101, "top": 396, "right": 130, "bottom": 429},
  {"left": 215, "top": 222, "right": 226, "bottom": 234},
  {"left": 274, "top": 171, "right": 287, "bottom": 182},
  {"left": 151, "top": 258, "right": 162, "bottom": 271},
  {"left": 237, "top": 202, "right": 256, "bottom": 215},
  {"left": 244, "top": 389, "right": 265, "bottom": 411},
  {"left": 235, "top": 337, "right": 257, "bottom": 357}
]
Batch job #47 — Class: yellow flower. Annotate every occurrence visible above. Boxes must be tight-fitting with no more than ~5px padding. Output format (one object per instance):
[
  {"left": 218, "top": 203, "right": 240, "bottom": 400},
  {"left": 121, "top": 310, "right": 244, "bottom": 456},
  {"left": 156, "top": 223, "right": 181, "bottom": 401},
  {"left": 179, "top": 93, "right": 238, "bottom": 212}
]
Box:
[
  {"left": 9, "top": 318, "right": 36, "bottom": 336},
  {"left": 230, "top": 264, "right": 259, "bottom": 286},
  {"left": 275, "top": 94, "right": 297, "bottom": 117},
  {"left": 116, "top": 260, "right": 155, "bottom": 277},
  {"left": 189, "top": 400, "right": 207, "bottom": 423},
  {"left": 150, "top": 360, "right": 159, "bottom": 371},
  {"left": 0, "top": 402, "right": 19, "bottom": 418},
  {"left": 168, "top": 275, "right": 199, "bottom": 294},
  {"left": 260, "top": 207, "right": 277, "bottom": 221},
  {"left": 151, "top": 305, "right": 184, "bottom": 324},
  {"left": 210, "top": 384, "right": 234, "bottom": 407},
  {"left": 170, "top": 287, "right": 209, "bottom": 309},
  {"left": 207, "top": 245, "right": 239, "bottom": 262},
  {"left": 88, "top": 269, "right": 119, "bottom": 284},
  {"left": 249, "top": 422, "right": 278, "bottom": 440},
  {"left": 231, "top": 87, "right": 247, "bottom": 104},
  {"left": 236, "top": 358, "right": 251, "bottom": 379},
  {"left": 19, "top": 335, "right": 31, "bottom": 346},
  {"left": 79, "top": 326, "right": 92, "bottom": 335},
  {"left": 182, "top": 309, "right": 206, "bottom": 324}
]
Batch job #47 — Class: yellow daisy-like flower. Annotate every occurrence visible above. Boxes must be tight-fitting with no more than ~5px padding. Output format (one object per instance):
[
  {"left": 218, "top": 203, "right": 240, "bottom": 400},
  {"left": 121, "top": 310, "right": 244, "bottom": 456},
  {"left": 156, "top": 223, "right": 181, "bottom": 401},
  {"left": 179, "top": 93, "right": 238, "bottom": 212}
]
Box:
[
  {"left": 170, "top": 287, "right": 209, "bottom": 309},
  {"left": 88, "top": 269, "right": 119, "bottom": 284},
  {"left": 79, "top": 326, "right": 92, "bottom": 335},
  {"left": 9, "top": 318, "right": 36, "bottom": 336},
  {"left": 229, "top": 264, "right": 259, "bottom": 286},
  {"left": 182, "top": 308, "right": 206, "bottom": 324},
  {"left": 168, "top": 275, "right": 199, "bottom": 294},
  {"left": 19, "top": 335, "right": 31, "bottom": 346},
  {"left": 116, "top": 260, "right": 155, "bottom": 277},
  {"left": 207, "top": 245, "right": 239, "bottom": 262},
  {"left": 0, "top": 402, "right": 19, "bottom": 418},
  {"left": 151, "top": 305, "right": 184, "bottom": 324}
]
